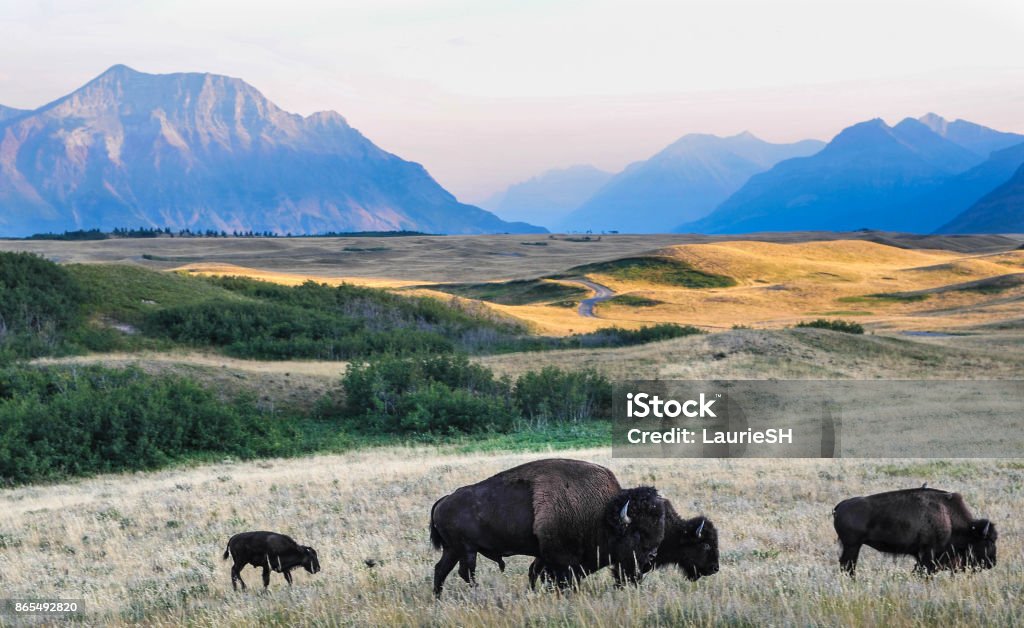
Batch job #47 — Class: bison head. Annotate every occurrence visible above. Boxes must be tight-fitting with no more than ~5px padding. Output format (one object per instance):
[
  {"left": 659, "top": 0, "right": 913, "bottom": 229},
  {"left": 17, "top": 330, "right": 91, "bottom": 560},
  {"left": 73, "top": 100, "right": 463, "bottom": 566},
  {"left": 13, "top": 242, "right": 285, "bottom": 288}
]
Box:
[
  {"left": 962, "top": 519, "right": 997, "bottom": 570},
  {"left": 658, "top": 516, "right": 720, "bottom": 580},
  {"left": 302, "top": 546, "right": 321, "bottom": 574},
  {"left": 605, "top": 486, "right": 666, "bottom": 582}
]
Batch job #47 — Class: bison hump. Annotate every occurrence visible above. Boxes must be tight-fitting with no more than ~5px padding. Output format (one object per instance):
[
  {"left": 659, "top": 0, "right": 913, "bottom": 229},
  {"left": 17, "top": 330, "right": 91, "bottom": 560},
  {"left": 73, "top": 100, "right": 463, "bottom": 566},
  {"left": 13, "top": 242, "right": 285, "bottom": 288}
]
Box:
[{"left": 504, "top": 460, "right": 621, "bottom": 562}]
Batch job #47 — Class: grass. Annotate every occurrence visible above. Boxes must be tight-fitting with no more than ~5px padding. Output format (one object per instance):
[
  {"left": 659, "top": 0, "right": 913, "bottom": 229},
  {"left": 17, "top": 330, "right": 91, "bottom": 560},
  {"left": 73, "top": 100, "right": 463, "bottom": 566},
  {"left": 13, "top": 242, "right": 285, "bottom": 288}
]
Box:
[
  {"left": 556, "top": 256, "right": 736, "bottom": 288},
  {"left": 68, "top": 264, "right": 250, "bottom": 325},
  {"left": 0, "top": 452, "right": 1019, "bottom": 626},
  {"left": 841, "top": 293, "right": 931, "bottom": 303},
  {"left": 428, "top": 279, "right": 588, "bottom": 305},
  {"left": 603, "top": 294, "right": 664, "bottom": 307},
  {"left": 809, "top": 310, "right": 873, "bottom": 316}
]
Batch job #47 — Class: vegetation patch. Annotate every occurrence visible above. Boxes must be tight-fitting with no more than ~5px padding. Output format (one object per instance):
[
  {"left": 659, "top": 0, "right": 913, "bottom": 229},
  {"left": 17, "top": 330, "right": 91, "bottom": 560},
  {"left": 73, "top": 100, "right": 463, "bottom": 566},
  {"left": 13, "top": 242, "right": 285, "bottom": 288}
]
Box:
[
  {"left": 428, "top": 279, "right": 587, "bottom": 305},
  {"left": 556, "top": 256, "right": 736, "bottom": 288},
  {"left": 795, "top": 319, "right": 865, "bottom": 334},
  {"left": 319, "top": 354, "right": 612, "bottom": 436},
  {"left": 604, "top": 294, "right": 664, "bottom": 307},
  {"left": 0, "top": 364, "right": 297, "bottom": 484},
  {"left": 839, "top": 293, "right": 930, "bottom": 303},
  {"left": 808, "top": 310, "right": 873, "bottom": 316},
  {"left": 874, "top": 461, "right": 978, "bottom": 481}
]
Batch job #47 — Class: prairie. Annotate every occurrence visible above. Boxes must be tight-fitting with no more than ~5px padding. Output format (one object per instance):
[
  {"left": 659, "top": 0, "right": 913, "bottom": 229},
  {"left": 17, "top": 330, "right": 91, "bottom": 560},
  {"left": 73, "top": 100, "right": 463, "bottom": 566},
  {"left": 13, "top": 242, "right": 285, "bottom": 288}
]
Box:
[
  {"left": 4, "top": 233, "right": 1024, "bottom": 335},
  {"left": 0, "top": 449, "right": 1020, "bottom": 626}
]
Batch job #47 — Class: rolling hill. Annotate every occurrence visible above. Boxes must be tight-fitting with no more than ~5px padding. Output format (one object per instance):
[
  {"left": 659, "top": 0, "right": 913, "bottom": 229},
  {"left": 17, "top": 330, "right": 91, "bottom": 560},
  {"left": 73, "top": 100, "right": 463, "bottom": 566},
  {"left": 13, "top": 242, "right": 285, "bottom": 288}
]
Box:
[
  {"left": 0, "top": 65, "right": 543, "bottom": 237},
  {"left": 561, "top": 132, "right": 824, "bottom": 233}
]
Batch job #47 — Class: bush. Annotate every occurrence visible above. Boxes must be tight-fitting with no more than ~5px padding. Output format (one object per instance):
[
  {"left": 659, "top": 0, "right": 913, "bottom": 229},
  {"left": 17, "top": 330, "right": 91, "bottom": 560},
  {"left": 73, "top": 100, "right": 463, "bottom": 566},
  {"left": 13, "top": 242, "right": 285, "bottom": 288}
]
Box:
[
  {"left": 324, "top": 355, "right": 613, "bottom": 435},
  {"left": 0, "top": 365, "right": 292, "bottom": 484},
  {"left": 145, "top": 299, "right": 454, "bottom": 360},
  {"left": 331, "top": 354, "right": 516, "bottom": 435},
  {"left": 514, "top": 367, "right": 612, "bottom": 425},
  {"left": 0, "top": 252, "right": 85, "bottom": 359},
  {"left": 795, "top": 319, "right": 865, "bottom": 334}
]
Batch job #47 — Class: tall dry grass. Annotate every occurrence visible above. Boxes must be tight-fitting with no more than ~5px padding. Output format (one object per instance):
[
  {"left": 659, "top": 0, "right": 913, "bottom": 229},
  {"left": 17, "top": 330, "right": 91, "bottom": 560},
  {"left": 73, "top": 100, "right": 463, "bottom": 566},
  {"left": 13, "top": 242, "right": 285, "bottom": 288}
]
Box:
[{"left": 1, "top": 449, "right": 1020, "bottom": 626}]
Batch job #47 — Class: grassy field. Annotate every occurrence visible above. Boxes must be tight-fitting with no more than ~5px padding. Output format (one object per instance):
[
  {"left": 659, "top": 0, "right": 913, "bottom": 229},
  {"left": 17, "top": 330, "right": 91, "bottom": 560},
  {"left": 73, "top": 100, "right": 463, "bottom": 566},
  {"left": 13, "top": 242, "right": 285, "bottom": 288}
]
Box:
[
  {"left": 6, "top": 233, "right": 1023, "bottom": 335},
  {"left": 4, "top": 234, "right": 1024, "bottom": 626},
  {"left": 0, "top": 450, "right": 1019, "bottom": 626}
]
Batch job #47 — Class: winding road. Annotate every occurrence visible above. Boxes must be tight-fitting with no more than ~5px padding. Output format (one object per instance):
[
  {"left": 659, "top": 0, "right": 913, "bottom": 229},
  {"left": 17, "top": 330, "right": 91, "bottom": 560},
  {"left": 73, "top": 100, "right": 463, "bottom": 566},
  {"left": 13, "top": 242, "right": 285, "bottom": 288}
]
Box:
[{"left": 565, "top": 278, "right": 616, "bottom": 318}]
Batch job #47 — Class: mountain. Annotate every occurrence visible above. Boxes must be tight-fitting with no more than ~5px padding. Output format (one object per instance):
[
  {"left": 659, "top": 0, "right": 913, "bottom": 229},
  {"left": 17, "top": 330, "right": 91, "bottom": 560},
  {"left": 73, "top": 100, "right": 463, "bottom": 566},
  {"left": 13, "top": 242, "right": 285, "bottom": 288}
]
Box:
[
  {"left": 561, "top": 132, "right": 824, "bottom": 233},
  {"left": 480, "top": 165, "right": 613, "bottom": 229},
  {"left": 0, "top": 65, "right": 543, "bottom": 236},
  {"left": 0, "top": 105, "right": 28, "bottom": 123},
  {"left": 918, "top": 113, "right": 1024, "bottom": 157},
  {"left": 900, "top": 140, "right": 1024, "bottom": 228},
  {"left": 682, "top": 118, "right": 992, "bottom": 234},
  {"left": 937, "top": 163, "right": 1024, "bottom": 233}
]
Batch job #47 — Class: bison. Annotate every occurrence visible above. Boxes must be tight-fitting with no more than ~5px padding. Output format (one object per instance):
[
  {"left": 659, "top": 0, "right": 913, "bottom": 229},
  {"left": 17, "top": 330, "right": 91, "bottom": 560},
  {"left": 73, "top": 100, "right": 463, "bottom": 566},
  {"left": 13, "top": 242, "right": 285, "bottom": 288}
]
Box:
[
  {"left": 429, "top": 458, "right": 666, "bottom": 597},
  {"left": 833, "top": 487, "right": 997, "bottom": 577},
  {"left": 527, "top": 491, "right": 719, "bottom": 588},
  {"left": 222, "top": 531, "right": 321, "bottom": 590}
]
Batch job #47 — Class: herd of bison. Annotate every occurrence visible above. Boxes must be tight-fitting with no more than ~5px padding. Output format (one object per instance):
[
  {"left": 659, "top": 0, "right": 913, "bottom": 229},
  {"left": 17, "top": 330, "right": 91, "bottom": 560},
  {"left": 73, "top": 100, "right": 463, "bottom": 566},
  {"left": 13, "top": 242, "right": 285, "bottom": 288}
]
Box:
[{"left": 221, "top": 459, "right": 998, "bottom": 597}]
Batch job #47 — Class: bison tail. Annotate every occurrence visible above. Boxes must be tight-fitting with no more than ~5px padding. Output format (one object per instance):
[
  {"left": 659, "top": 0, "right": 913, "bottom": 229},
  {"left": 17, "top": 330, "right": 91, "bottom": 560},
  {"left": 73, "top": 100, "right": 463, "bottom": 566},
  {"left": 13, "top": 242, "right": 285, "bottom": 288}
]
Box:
[
  {"left": 429, "top": 497, "right": 445, "bottom": 551},
  {"left": 222, "top": 544, "right": 231, "bottom": 561}
]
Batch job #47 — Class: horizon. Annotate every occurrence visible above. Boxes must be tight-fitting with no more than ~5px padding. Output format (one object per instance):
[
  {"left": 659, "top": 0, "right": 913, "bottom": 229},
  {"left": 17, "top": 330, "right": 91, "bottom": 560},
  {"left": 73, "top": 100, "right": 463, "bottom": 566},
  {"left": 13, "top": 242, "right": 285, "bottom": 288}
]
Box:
[{"left": 2, "top": 0, "right": 1023, "bottom": 202}]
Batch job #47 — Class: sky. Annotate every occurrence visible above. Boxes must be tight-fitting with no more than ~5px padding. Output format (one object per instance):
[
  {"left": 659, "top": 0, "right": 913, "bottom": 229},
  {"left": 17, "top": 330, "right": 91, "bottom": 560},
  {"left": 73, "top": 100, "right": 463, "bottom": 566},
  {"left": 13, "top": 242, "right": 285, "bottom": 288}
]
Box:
[{"left": 2, "top": 0, "right": 1024, "bottom": 203}]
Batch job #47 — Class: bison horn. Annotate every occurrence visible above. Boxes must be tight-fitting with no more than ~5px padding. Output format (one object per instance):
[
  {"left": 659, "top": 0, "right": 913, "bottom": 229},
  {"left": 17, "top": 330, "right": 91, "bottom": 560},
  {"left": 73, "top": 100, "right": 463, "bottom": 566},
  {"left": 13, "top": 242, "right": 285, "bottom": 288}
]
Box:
[
  {"left": 983, "top": 521, "right": 991, "bottom": 536},
  {"left": 620, "top": 500, "right": 632, "bottom": 526},
  {"left": 696, "top": 519, "right": 705, "bottom": 538}
]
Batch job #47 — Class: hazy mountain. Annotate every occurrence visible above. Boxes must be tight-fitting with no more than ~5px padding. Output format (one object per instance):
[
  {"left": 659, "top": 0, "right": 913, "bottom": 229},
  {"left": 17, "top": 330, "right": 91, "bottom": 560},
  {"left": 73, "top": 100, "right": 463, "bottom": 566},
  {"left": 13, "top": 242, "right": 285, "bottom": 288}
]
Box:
[
  {"left": 0, "top": 65, "right": 543, "bottom": 236},
  {"left": 0, "top": 105, "right": 28, "bottom": 123},
  {"left": 683, "top": 118, "right": 991, "bottom": 234},
  {"left": 918, "top": 113, "right": 1024, "bottom": 157},
  {"left": 900, "top": 140, "right": 1024, "bottom": 228},
  {"left": 561, "top": 132, "right": 824, "bottom": 233},
  {"left": 481, "top": 165, "right": 613, "bottom": 228},
  {"left": 937, "top": 163, "right": 1024, "bottom": 233}
]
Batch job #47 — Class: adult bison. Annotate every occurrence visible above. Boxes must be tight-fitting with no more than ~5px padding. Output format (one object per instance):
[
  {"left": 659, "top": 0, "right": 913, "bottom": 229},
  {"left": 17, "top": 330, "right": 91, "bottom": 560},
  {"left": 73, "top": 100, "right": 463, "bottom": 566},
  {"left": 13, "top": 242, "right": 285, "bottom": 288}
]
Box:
[
  {"left": 429, "top": 459, "right": 666, "bottom": 597},
  {"left": 527, "top": 491, "right": 719, "bottom": 588},
  {"left": 833, "top": 487, "right": 997, "bottom": 577},
  {"left": 223, "top": 531, "right": 321, "bottom": 590}
]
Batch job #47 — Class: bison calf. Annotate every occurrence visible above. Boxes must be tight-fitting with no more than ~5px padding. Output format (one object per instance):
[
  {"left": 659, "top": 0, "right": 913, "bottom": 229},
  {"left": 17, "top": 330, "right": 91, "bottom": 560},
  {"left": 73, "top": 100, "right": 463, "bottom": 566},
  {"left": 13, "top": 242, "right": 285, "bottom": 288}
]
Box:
[
  {"left": 833, "top": 487, "right": 997, "bottom": 577},
  {"left": 223, "top": 531, "right": 321, "bottom": 590}
]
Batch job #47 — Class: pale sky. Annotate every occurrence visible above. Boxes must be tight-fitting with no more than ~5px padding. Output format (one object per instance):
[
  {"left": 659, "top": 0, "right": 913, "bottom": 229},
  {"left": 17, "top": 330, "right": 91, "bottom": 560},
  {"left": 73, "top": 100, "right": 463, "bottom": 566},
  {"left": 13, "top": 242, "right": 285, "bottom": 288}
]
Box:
[{"left": 2, "top": 0, "right": 1024, "bottom": 203}]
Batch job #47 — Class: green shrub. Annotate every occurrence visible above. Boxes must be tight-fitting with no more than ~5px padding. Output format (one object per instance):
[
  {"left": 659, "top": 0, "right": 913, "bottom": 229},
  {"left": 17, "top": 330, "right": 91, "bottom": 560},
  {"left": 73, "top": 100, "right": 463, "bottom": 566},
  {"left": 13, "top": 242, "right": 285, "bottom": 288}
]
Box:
[
  {"left": 514, "top": 367, "right": 612, "bottom": 424},
  {"left": 332, "top": 354, "right": 515, "bottom": 435},
  {"left": 0, "top": 365, "right": 292, "bottom": 484},
  {"left": 557, "top": 257, "right": 736, "bottom": 288},
  {"left": 795, "top": 319, "right": 865, "bottom": 334},
  {"left": 0, "top": 252, "right": 86, "bottom": 359}
]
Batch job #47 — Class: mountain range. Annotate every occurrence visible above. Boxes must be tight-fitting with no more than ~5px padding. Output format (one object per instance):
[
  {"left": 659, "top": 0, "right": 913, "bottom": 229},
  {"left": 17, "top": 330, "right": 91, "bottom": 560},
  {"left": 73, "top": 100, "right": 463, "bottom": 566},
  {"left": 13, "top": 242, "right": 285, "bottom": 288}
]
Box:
[
  {"left": 559, "top": 133, "right": 824, "bottom": 233},
  {"left": 938, "top": 163, "right": 1024, "bottom": 233},
  {"left": 679, "top": 115, "right": 1024, "bottom": 234},
  {"left": 0, "top": 65, "right": 543, "bottom": 237},
  {"left": 2, "top": 67, "right": 1021, "bottom": 237},
  {"left": 480, "top": 165, "right": 612, "bottom": 228}
]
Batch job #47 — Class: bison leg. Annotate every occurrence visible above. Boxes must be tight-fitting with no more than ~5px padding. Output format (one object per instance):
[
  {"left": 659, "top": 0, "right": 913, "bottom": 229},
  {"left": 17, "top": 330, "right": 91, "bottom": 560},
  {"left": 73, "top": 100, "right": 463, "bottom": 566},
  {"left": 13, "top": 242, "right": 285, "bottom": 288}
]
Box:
[
  {"left": 479, "top": 549, "right": 506, "bottom": 572},
  {"left": 231, "top": 563, "right": 246, "bottom": 591},
  {"left": 283, "top": 570, "right": 293, "bottom": 586},
  {"left": 839, "top": 542, "right": 861, "bottom": 577},
  {"left": 528, "top": 559, "right": 544, "bottom": 590},
  {"left": 916, "top": 547, "right": 939, "bottom": 575},
  {"left": 433, "top": 548, "right": 460, "bottom": 598},
  {"left": 262, "top": 564, "right": 271, "bottom": 589},
  {"left": 457, "top": 551, "right": 478, "bottom": 586}
]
